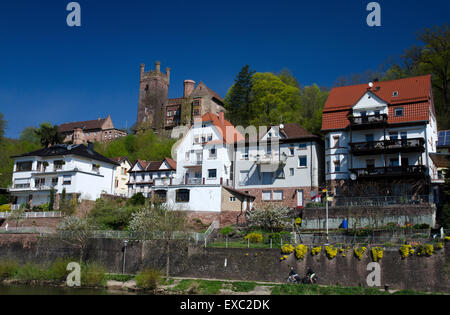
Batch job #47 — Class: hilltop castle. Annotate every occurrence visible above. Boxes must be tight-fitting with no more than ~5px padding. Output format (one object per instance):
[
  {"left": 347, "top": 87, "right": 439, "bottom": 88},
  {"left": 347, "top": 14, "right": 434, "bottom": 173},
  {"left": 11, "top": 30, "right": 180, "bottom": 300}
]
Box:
[{"left": 136, "top": 61, "right": 226, "bottom": 132}]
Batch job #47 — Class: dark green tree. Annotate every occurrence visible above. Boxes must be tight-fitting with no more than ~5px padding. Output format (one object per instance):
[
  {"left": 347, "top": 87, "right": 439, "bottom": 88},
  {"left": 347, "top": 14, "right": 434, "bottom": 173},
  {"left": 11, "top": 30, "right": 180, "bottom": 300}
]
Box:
[
  {"left": 224, "top": 65, "right": 255, "bottom": 127},
  {"left": 49, "top": 186, "right": 55, "bottom": 211},
  {"left": 0, "top": 113, "right": 5, "bottom": 141},
  {"left": 35, "top": 122, "right": 64, "bottom": 148}
]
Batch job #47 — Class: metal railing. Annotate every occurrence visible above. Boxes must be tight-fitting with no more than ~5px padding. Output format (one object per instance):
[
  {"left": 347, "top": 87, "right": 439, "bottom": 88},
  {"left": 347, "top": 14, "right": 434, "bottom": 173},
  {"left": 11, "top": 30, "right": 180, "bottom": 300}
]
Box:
[
  {"left": 333, "top": 195, "right": 431, "bottom": 207},
  {"left": 0, "top": 211, "right": 63, "bottom": 219},
  {"left": 350, "top": 138, "right": 425, "bottom": 153},
  {"left": 349, "top": 113, "right": 388, "bottom": 125},
  {"left": 350, "top": 165, "right": 427, "bottom": 178}
]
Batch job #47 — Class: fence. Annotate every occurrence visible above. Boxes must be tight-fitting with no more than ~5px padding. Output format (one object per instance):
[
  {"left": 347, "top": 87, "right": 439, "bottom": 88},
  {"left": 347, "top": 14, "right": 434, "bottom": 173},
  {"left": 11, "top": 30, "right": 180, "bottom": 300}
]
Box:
[
  {"left": 332, "top": 195, "right": 431, "bottom": 207},
  {"left": 0, "top": 211, "right": 63, "bottom": 219}
]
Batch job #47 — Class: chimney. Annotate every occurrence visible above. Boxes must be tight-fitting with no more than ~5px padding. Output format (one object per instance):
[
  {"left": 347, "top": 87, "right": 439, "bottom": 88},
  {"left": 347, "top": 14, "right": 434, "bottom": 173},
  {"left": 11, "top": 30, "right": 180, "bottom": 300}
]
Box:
[
  {"left": 219, "top": 111, "right": 225, "bottom": 124},
  {"left": 184, "top": 80, "right": 196, "bottom": 98},
  {"left": 155, "top": 61, "right": 161, "bottom": 73}
]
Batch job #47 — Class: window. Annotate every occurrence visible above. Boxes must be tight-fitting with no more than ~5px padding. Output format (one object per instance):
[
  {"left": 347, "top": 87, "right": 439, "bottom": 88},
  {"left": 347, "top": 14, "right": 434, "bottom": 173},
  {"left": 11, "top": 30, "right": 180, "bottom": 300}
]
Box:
[
  {"left": 208, "top": 169, "right": 217, "bottom": 179},
  {"left": 438, "top": 170, "right": 443, "bottom": 180},
  {"left": 273, "top": 191, "right": 283, "bottom": 201},
  {"left": 289, "top": 168, "right": 294, "bottom": 176},
  {"left": 298, "top": 143, "right": 307, "bottom": 150},
  {"left": 121, "top": 167, "right": 127, "bottom": 175},
  {"left": 262, "top": 191, "right": 272, "bottom": 201},
  {"left": 115, "top": 179, "right": 119, "bottom": 188},
  {"left": 392, "top": 91, "right": 399, "bottom": 97},
  {"left": 35, "top": 178, "right": 45, "bottom": 187},
  {"left": 334, "top": 160, "right": 341, "bottom": 172},
  {"left": 167, "top": 111, "right": 172, "bottom": 117},
  {"left": 209, "top": 148, "right": 217, "bottom": 159},
  {"left": 16, "top": 161, "right": 32, "bottom": 172},
  {"left": 63, "top": 175, "right": 72, "bottom": 185},
  {"left": 176, "top": 189, "right": 190, "bottom": 202},
  {"left": 326, "top": 161, "right": 331, "bottom": 174},
  {"left": 366, "top": 159, "right": 375, "bottom": 169},
  {"left": 298, "top": 156, "right": 307, "bottom": 167},
  {"left": 389, "top": 132, "right": 398, "bottom": 140},
  {"left": 51, "top": 177, "right": 58, "bottom": 186},
  {"left": 394, "top": 107, "right": 404, "bottom": 117},
  {"left": 333, "top": 136, "right": 340, "bottom": 148},
  {"left": 54, "top": 160, "right": 64, "bottom": 170},
  {"left": 229, "top": 196, "right": 236, "bottom": 202},
  {"left": 390, "top": 158, "right": 399, "bottom": 167},
  {"left": 374, "top": 110, "right": 381, "bottom": 117},
  {"left": 289, "top": 147, "right": 295, "bottom": 156},
  {"left": 185, "top": 151, "right": 190, "bottom": 161},
  {"left": 154, "top": 190, "right": 167, "bottom": 202},
  {"left": 240, "top": 171, "right": 249, "bottom": 184},
  {"left": 194, "top": 136, "right": 199, "bottom": 144},
  {"left": 325, "top": 138, "right": 330, "bottom": 149},
  {"left": 208, "top": 134, "right": 213, "bottom": 141},
  {"left": 242, "top": 147, "right": 249, "bottom": 160},
  {"left": 365, "top": 134, "right": 374, "bottom": 142}
]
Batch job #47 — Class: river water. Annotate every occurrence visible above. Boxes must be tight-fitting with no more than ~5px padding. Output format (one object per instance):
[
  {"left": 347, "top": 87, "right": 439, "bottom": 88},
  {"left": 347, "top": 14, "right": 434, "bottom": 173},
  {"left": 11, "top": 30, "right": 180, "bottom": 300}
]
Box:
[{"left": 0, "top": 285, "right": 135, "bottom": 295}]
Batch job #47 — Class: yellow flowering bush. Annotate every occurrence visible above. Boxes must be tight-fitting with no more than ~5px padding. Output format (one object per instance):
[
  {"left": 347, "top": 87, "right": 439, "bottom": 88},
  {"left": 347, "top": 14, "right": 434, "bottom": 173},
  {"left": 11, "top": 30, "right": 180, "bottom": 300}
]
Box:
[
  {"left": 400, "top": 245, "right": 412, "bottom": 259},
  {"left": 280, "top": 255, "right": 288, "bottom": 261},
  {"left": 416, "top": 244, "right": 434, "bottom": 257},
  {"left": 295, "top": 218, "right": 302, "bottom": 226},
  {"left": 445, "top": 236, "right": 450, "bottom": 241},
  {"left": 371, "top": 247, "right": 383, "bottom": 262},
  {"left": 244, "top": 233, "right": 263, "bottom": 243},
  {"left": 434, "top": 242, "right": 444, "bottom": 250},
  {"left": 311, "top": 246, "right": 322, "bottom": 256},
  {"left": 354, "top": 247, "right": 367, "bottom": 260},
  {"left": 281, "top": 244, "right": 295, "bottom": 254},
  {"left": 325, "top": 245, "right": 338, "bottom": 260},
  {"left": 295, "top": 244, "right": 308, "bottom": 260}
]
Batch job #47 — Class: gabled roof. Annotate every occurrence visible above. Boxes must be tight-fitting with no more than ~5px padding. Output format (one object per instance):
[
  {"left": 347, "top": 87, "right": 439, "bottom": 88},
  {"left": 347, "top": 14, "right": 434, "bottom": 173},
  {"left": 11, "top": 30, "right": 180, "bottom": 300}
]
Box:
[
  {"left": 11, "top": 144, "right": 120, "bottom": 166},
  {"left": 110, "top": 157, "right": 131, "bottom": 166},
  {"left": 200, "top": 113, "right": 244, "bottom": 144},
  {"left": 191, "top": 81, "right": 224, "bottom": 104},
  {"left": 58, "top": 116, "right": 111, "bottom": 133},
  {"left": 322, "top": 75, "right": 433, "bottom": 131},
  {"left": 129, "top": 157, "right": 176, "bottom": 173}
]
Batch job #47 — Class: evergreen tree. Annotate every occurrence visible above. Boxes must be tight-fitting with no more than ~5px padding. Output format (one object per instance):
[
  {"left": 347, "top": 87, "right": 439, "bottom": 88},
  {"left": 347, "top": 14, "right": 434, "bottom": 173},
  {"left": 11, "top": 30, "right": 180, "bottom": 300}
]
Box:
[{"left": 224, "top": 65, "right": 255, "bottom": 127}]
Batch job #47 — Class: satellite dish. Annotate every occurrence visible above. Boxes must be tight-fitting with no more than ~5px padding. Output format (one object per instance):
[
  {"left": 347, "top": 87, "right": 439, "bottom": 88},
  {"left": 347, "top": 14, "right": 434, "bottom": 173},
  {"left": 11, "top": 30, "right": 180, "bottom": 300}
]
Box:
[
  {"left": 350, "top": 173, "right": 357, "bottom": 181},
  {"left": 368, "top": 82, "right": 374, "bottom": 88},
  {"left": 279, "top": 124, "right": 284, "bottom": 129}
]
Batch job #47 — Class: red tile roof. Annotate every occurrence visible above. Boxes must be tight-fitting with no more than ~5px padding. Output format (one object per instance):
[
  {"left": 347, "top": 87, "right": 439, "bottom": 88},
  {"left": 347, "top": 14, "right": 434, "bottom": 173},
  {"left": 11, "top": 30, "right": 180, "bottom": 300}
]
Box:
[
  {"left": 322, "top": 75, "right": 433, "bottom": 131},
  {"left": 201, "top": 113, "right": 244, "bottom": 144}
]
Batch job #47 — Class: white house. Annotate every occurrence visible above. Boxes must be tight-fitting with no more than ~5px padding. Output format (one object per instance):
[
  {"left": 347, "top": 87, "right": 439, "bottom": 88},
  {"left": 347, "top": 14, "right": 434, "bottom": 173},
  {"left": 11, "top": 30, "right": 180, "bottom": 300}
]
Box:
[
  {"left": 8, "top": 144, "right": 118, "bottom": 209},
  {"left": 127, "top": 157, "right": 177, "bottom": 198},
  {"left": 110, "top": 157, "right": 132, "bottom": 197},
  {"left": 321, "top": 75, "right": 439, "bottom": 201},
  {"left": 233, "top": 123, "right": 324, "bottom": 208},
  {"left": 154, "top": 112, "right": 254, "bottom": 226}
]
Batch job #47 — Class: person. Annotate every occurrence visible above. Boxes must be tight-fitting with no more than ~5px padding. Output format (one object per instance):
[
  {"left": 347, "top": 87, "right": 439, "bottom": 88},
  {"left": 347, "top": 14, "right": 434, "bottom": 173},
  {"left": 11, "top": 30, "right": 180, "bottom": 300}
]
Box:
[
  {"left": 305, "top": 267, "right": 316, "bottom": 284},
  {"left": 289, "top": 267, "right": 299, "bottom": 282}
]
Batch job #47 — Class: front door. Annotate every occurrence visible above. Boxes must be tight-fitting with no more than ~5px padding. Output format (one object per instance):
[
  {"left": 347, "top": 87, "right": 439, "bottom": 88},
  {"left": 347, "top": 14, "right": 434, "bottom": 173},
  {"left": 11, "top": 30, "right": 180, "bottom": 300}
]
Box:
[{"left": 297, "top": 190, "right": 304, "bottom": 208}]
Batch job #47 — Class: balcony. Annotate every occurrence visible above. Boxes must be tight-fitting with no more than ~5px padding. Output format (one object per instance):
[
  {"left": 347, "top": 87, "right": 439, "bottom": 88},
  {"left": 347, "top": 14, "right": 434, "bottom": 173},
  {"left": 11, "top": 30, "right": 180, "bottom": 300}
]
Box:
[
  {"left": 348, "top": 114, "right": 388, "bottom": 130},
  {"left": 350, "top": 138, "right": 425, "bottom": 156},
  {"left": 350, "top": 165, "right": 427, "bottom": 179}
]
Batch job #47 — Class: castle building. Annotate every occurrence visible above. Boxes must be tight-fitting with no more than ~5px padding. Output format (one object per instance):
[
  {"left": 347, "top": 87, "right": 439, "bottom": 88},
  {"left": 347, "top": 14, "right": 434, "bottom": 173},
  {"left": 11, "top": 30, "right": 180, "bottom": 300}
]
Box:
[{"left": 137, "top": 61, "right": 225, "bottom": 131}]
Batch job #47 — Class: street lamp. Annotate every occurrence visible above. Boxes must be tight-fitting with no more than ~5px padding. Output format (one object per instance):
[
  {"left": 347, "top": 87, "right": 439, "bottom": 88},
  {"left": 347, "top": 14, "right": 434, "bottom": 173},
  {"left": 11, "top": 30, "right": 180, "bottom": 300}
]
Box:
[{"left": 122, "top": 240, "right": 128, "bottom": 274}]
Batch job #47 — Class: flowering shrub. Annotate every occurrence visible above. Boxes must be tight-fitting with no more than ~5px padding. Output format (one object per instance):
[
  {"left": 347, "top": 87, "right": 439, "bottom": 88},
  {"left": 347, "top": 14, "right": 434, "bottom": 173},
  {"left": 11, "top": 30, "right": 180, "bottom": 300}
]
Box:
[
  {"left": 445, "top": 236, "right": 450, "bottom": 241},
  {"left": 295, "top": 244, "right": 308, "bottom": 260},
  {"left": 371, "top": 247, "right": 383, "bottom": 262},
  {"left": 354, "top": 247, "right": 367, "bottom": 260},
  {"left": 325, "top": 245, "right": 338, "bottom": 260},
  {"left": 295, "top": 218, "right": 302, "bottom": 226},
  {"left": 280, "top": 255, "right": 288, "bottom": 261},
  {"left": 416, "top": 244, "right": 434, "bottom": 257},
  {"left": 281, "top": 244, "right": 294, "bottom": 254},
  {"left": 311, "top": 246, "right": 322, "bottom": 256},
  {"left": 400, "top": 245, "right": 413, "bottom": 259},
  {"left": 244, "top": 233, "right": 263, "bottom": 243},
  {"left": 434, "top": 242, "right": 444, "bottom": 250}
]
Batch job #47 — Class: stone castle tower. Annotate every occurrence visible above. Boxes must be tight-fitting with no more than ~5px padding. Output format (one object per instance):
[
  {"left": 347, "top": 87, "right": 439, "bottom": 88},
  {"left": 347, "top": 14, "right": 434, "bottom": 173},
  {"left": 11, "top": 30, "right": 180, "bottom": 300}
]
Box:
[{"left": 137, "top": 61, "right": 171, "bottom": 130}]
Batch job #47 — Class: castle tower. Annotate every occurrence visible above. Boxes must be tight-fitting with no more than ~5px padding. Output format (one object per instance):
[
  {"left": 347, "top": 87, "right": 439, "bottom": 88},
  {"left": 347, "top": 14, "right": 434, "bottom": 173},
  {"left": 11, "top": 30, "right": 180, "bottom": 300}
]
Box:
[{"left": 137, "top": 61, "right": 171, "bottom": 130}]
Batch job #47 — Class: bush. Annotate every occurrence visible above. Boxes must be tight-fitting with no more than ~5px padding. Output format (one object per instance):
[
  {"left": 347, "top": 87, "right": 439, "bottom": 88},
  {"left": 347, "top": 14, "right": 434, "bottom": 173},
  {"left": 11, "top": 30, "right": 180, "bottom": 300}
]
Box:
[
  {"left": 0, "top": 194, "right": 9, "bottom": 206},
  {"left": 219, "top": 226, "right": 234, "bottom": 237},
  {"left": 129, "top": 193, "right": 146, "bottom": 206},
  {"left": 47, "top": 258, "right": 72, "bottom": 281},
  {"left": 281, "top": 244, "right": 294, "bottom": 254},
  {"left": 244, "top": 233, "right": 263, "bottom": 243},
  {"left": 134, "top": 269, "right": 162, "bottom": 290},
  {"left": 245, "top": 203, "right": 292, "bottom": 231},
  {"left": 0, "top": 260, "right": 19, "bottom": 280},
  {"left": 0, "top": 204, "right": 10, "bottom": 212},
  {"left": 15, "top": 263, "right": 48, "bottom": 281},
  {"left": 295, "top": 244, "right": 308, "bottom": 260},
  {"left": 81, "top": 263, "right": 106, "bottom": 287}
]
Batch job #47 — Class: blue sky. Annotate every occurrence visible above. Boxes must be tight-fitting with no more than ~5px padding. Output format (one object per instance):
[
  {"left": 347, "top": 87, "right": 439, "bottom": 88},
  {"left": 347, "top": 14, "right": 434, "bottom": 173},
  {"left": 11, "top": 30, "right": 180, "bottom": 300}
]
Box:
[{"left": 0, "top": 0, "right": 448, "bottom": 138}]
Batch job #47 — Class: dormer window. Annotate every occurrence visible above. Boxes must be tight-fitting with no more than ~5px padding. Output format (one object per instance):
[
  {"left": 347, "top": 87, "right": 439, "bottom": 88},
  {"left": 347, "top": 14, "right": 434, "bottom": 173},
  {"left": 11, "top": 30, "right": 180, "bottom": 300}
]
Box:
[
  {"left": 392, "top": 91, "right": 399, "bottom": 97},
  {"left": 394, "top": 107, "right": 404, "bottom": 117}
]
